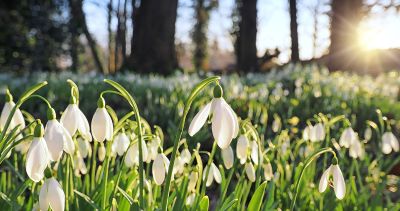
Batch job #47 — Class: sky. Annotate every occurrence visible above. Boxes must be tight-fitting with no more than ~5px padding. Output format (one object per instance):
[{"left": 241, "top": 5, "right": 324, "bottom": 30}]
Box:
[{"left": 83, "top": 0, "right": 400, "bottom": 63}]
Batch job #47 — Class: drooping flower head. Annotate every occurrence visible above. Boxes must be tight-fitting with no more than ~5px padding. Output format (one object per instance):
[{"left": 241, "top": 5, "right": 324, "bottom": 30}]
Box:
[
  {"left": 319, "top": 158, "right": 346, "bottom": 200},
  {"left": 91, "top": 96, "right": 113, "bottom": 142},
  {"left": 382, "top": 132, "right": 399, "bottom": 154},
  {"left": 60, "top": 95, "right": 91, "bottom": 141},
  {"left": 339, "top": 127, "right": 356, "bottom": 148},
  {"left": 39, "top": 177, "right": 65, "bottom": 211},
  {"left": 0, "top": 89, "right": 25, "bottom": 132},
  {"left": 188, "top": 84, "right": 239, "bottom": 149}
]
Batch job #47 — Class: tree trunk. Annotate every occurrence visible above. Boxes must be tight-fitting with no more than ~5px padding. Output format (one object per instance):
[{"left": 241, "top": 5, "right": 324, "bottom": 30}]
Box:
[
  {"left": 121, "top": 0, "right": 128, "bottom": 61},
  {"left": 69, "top": 0, "right": 105, "bottom": 73},
  {"left": 128, "top": 0, "right": 179, "bottom": 75},
  {"left": 235, "top": 0, "right": 258, "bottom": 72},
  {"left": 289, "top": 0, "right": 299, "bottom": 62},
  {"left": 107, "top": 0, "right": 113, "bottom": 73},
  {"left": 69, "top": 5, "right": 79, "bottom": 72},
  {"left": 115, "top": 0, "right": 122, "bottom": 71},
  {"left": 328, "top": 0, "right": 363, "bottom": 71}
]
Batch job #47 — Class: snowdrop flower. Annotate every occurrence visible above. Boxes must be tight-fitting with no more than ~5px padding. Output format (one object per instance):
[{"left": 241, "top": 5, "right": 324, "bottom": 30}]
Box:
[
  {"left": 272, "top": 116, "right": 281, "bottom": 133},
  {"left": 0, "top": 90, "right": 25, "bottom": 131},
  {"left": 319, "top": 164, "right": 346, "bottom": 200},
  {"left": 39, "top": 177, "right": 65, "bottom": 211},
  {"left": 188, "top": 171, "right": 198, "bottom": 192},
  {"left": 188, "top": 84, "right": 239, "bottom": 149},
  {"left": 186, "top": 193, "right": 196, "bottom": 206},
  {"left": 44, "top": 108, "right": 75, "bottom": 161},
  {"left": 26, "top": 121, "right": 50, "bottom": 182},
  {"left": 98, "top": 143, "right": 106, "bottom": 162},
  {"left": 310, "top": 123, "right": 325, "bottom": 142},
  {"left": 74, "top": 152, "right": 88, "bottom": 176},
  {"left": 339, "top": 128, "right": 356, "bottom": 148},
  {"left": 173, "top": 156, "right": 185, "bottom": 175},
  {"left": 349, "top": 137, "right": 364, "bottom": 159},
  {"left": 302, "top": 125, "right": 312, "bottom": 141},
  {"left": 146, "top": 136, "right": 159, "bottom": 163},
  {"left": 221, "top": 146, "right": 234, "bottom": 169},
  {"left": 382, "top": 132, "right": 399, "bottom": 154},
  {"left": 236, "top": 135, "right": 249, "bottom": 164},
  {"left": 152, "top": 153, "right": 169, "bottom": 185},
  {"left": 263, "top": 162, "right": 273, "bottom": 181},
  {"left": 250, "top": 140, "right": 259, "bottom": 165},
  {"left": 204, "top": 163, "right": 222, "bottom": 187},
  {"left": 91, "top": 97, "right": 113, "bottom": 142},
  {"left": 112, "top": 132, "right": 130, "bottom": 156},
  {"left": 124, "top": 140, "right": 148, "bottom": 167},
  {"left": 245, "top": 162, "right": 256, "bottom": 182},
  {"left": 364, "top": 127, "right": 372, "bottom": 141},
  {"left": 60, "top": 96, "right": 91, "bottom": 141},
  {"left": 77, "top": 137, "right": 91, "bottom": 158},
  {"left": 180, "top": 148, "right": 191, "bottom": 164}
]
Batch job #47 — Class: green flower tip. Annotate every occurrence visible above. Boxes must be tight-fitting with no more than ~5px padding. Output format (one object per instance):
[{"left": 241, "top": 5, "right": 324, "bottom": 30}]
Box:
[
  {"left": 213, "top": 84, "right": 223, "bottom": 98},
  {"left": 44, "top": 167, "right": 53, "bottom": 179},
  {"left": 47, "top": 107, "right": 56, "bottom": 120},
  {"left": 97, "top": 96, "right": 106, "bottom": 108},
  {"left": 332, "top": 156, "right": 338, "bottom": 165},
  {"left": 34, "top": 120, "right": 44, "bottom": 137},
  {"left": 5, "top": 88, "right": 13, "bottom": 102},
  {"left": 69, "top": 95, "right": 77, "bottom": 104}
]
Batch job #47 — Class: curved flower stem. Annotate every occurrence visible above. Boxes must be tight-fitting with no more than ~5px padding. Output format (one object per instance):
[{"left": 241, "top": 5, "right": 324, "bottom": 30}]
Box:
[
  {"left": 290, "top": 147, "right": 336, "bottom": 211},
  {"left": 160, "top": 76, "right": 220, "bottom": 211},
  {"left": 103, "top": 79, "right": 146, "bottom": 208}
]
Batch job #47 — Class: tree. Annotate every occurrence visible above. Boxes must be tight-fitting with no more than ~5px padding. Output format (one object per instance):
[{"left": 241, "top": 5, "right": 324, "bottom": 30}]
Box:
[
  {"left": 191, "top": 0, "right": 217, "bottom": 71},
  {"left": 126, "top": 0, "right": 179, "bottom": 75},
  {"left": 69, "top": 0, "right": 105, "bottom": 73},
  {"left": 234, "top": 0, "right": 258, "bottom": 72},
  {"left": 289, "top": 0, "right": 299, "bottom": 62},
  {"left": 328, "top": 0, "right": 363, "bottom": 71}
]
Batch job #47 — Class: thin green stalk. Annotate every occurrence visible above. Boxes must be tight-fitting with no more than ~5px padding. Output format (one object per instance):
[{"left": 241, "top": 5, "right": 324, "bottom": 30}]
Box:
[
  {"left": 65, "top": 156, "right": 70, "bottom": 211},
  {"left": 104, "top": 79, "right": 147, "bottom": 208},
  {"left": 290, "top": 147, "right": 336, "bottom": 211},
  {"left": 160, "top": 76, "right": 220, "bottom": 211},
  {"left": 90, "top": 141, "right": 98, "bottom": 191},
  {"left": 216, "top": 160, "right": 237, "bottom": 210},
  {"left": 102, "top": 141, "right": 112, "bottom": 209}
]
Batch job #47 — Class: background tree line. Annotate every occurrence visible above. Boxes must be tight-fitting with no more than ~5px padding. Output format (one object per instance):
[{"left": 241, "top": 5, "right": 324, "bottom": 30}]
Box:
[{"left": 0, "top": 0, "right": 399, "bottom": 75}]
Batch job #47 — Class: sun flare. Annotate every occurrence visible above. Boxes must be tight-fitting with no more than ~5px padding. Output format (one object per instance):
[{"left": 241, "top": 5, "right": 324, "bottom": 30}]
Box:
[{"left": 358, "top": 20, "right": 400, "bottom": 51}]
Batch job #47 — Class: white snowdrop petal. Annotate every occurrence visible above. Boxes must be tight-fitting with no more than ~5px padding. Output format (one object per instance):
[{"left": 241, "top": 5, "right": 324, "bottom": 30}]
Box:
[
  {"left": 98, "top": 144, "right": 106, "bottom": 161},
  {"left": 91, "top": 108, "right": 108, "bottom": 142},
  {"left": 26, "top": 138, "right": 49, "bottom": 182},
  {"left": 153, "top": 154, "right": 166, "bottom": 185},
  {"left": 332, "top": 165, "right": 346, "bottom": 200},
  {"left": 245, "top": 163, "right": 256, "bottom": 182},
  {"left": 250, "top": 141, "right": 259, "bottom": 165},
  {"left": 382, "top": 135, "right": 392, "bottom": 154},
  {"left": 263, "top": 163, "right": 273, "bottom": 181},
  {"left": 181, "top": 148, "right": 191, "bottom": 164},
  {"left": 188, "top": 172, "right": 198, "bottom": 191},
  {"left": 212, "top": 163, "right": 222, "bottom": 184},
  {"left": 188, "top": 102, "right": 212, "bottom": 136},
  {"left": 60, "top": 123, "right": 75, "bottom": 154},
  {"left": 212, "top": 99, "right": 235, "bottom": 149},
  {"left": 39, "top": 180, "right": 50, "bottom": 211},
  {"left": 236, "top": 135, "right": 248, "bottom": 161},
  {"left": 389, "top": 133, "right": 399, "bottom": 152},
  {"left": 60, "top": 104, "right": 78, "bottom": 136},
  {"left": 221, "top": 146, "right": 234, "bottom": 169},
  {"left": 318, "top": 165, "right": 331, "bottom": 193},
  {"left": 47, "top": 178, "right": 65, "bottom": 211},
  {"left": 77, "top": 107, "right": 91, "bottom": 141},
  {"left": 44, "top": 120, "right": 64, "bottom": 161},
  {"left": 222, "top": 99, "right": 239, "bottom": 138}
]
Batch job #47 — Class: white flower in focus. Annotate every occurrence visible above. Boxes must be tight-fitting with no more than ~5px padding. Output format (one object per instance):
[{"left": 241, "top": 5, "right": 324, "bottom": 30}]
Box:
[
  {"left": 44, "top": 110, "right": 75, "bottom": 161},
  {"left": 74, "top": 152, "right": 88, "bottom": 176},
  {"left": 91, "top": 98, "right": 113, "bottom": 142},
  {"left": 245, "top": 162, "right": 256, "bottom": 182},
  {"left": 204, "top": 163, "right": 222, "bottom": 187},
  {"left": 188, "top": 85, "right": 239, "bottom": 149},
  {"left": 319, "top": 164, "right": 346, "bottom": 200},
  {"left": 39, "top": 177, "right": 65, "bottom": 211},
  {"left": 98, "top": 144, "right": 106, "bottom": 162},
  {"left": 112, "top": 132, "right": 130, "bottom": 156},
  {"left": 250, "top": 141, "right": 259, "bottom": 165},
  {"left": 221, "top": 146, "right": 234, "bottom": 169},
  {"left": 60, "top": 98, "right": 91, "bottom": 141},
  {"left": 236, "top": 135, "right": 248, "bottom": 164},
  {"left": 382, "top": 132, "right": 399, "bottom": 154},
  {"left": 26, "top": 123, "right": 50, "bottom": 182},
  {"left": 263, "top": 162, "right": 273, "bottom": 181},
  {"left": 339, "top": 128, "right": 356, "bottom": 148},
  {"left": 0, "top": 91, "right": 25, "bottom": 132},
  {"left": 124, "top": 140, "right": 148, "bottom": 167}
]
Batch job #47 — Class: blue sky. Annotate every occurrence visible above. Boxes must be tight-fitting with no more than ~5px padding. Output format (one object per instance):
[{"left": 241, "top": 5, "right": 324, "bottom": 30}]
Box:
[{"left": 84, "top": 0, "right": 400, "bottom": 63}]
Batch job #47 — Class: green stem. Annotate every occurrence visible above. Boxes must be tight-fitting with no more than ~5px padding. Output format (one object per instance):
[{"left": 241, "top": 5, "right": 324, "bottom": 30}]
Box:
[
  {"left": 90, "top": 141, "right": 98, "bottom": 191},
  {"left": 290, "top": 147, "right": 336, "bottom": 211},
  {"left": 104, "top": 79, "right": 147, "bottom": 208},
  {"left": 160, "top": 76, "right": 220, "bottom": 211},
  {"left": 102, "top": 141, "right": 112, "bottom": 209},
  {"left": 216, "top": 159, "right": 237, "bottom": 210}
]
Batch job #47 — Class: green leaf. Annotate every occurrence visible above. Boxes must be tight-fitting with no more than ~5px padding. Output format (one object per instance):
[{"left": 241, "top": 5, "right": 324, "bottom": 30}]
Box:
[
  {"left": 248, "top": 181, "right": 268, "bottom": 211},
  {"left": 220, "top": 198, "right": 238, "bottom": 211},
  {"left": 117, "top": 186, "right": 134, "bottom": 205},
  {"left": 199, "top": 196, "right": 209, "bottom": 211},
  {"left": 74, "top": 190, "right": 101, "bottom": 210}
]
